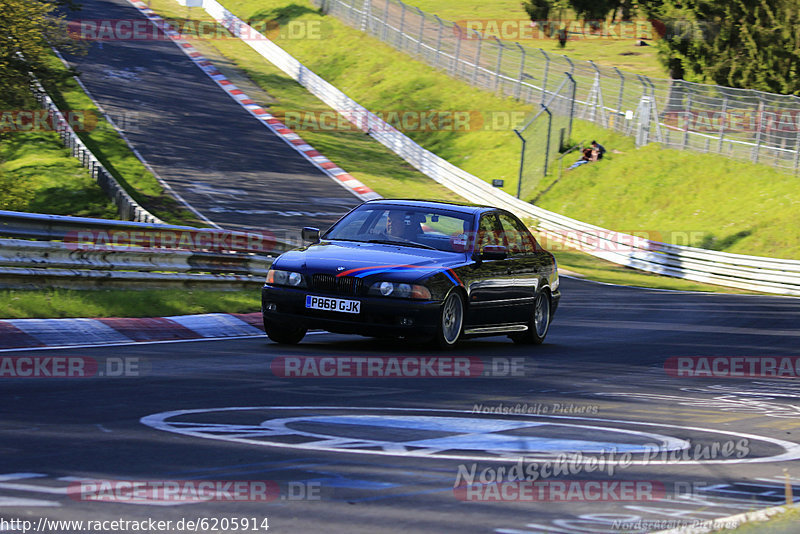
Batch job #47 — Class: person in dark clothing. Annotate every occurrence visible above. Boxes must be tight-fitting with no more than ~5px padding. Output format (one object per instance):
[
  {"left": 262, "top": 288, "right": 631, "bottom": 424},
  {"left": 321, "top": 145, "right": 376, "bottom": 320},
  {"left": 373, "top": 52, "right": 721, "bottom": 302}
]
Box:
[{"left": 591, "top": 140, "right": 606, "bottom": 160}]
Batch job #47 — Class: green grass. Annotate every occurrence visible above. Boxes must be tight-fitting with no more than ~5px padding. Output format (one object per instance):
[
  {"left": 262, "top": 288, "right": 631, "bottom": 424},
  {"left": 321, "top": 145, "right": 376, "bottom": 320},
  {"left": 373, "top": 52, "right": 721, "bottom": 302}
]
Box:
[
  {"left": 0, "top": 288, "right": 261, "bottom": 319},
  {"left": 401, "top": 0, "right": 668, "bottom": 77},
  {"left": 714, "top": 505, "right": 800, "bottom": 533},
  {"left": 40, "top": 54, "right": 207, "bottom": 225},
  {"left": 0, "top": 130, "right": 117, "bottom": 218}
]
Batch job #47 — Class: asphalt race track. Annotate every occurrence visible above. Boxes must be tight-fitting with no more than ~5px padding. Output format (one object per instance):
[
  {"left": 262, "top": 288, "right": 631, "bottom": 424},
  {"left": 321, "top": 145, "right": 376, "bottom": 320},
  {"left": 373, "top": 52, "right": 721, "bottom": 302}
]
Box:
[
  {"left": 2, "top": 277, "right": 800, "bottom": 533},
  {"left": 58, "top": 0, "right": 361, "bottom": 236}
]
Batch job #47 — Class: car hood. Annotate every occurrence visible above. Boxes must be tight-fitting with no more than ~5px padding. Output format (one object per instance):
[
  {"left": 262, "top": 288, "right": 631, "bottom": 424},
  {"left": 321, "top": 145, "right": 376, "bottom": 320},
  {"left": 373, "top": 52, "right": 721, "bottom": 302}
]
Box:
[{"left": 273, "top": 240, "right": 467, "bottom": 282}]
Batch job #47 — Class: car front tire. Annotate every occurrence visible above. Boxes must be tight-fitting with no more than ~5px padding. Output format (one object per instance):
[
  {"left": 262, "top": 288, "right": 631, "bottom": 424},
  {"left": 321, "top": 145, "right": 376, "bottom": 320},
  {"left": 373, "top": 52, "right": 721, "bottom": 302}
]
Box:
[
  {"left": 264, "top": 318, "right": 307, "bottom": 345},
  {"left": 511, "top": 289, "right": 551, "bottom": 345},
  {"left": 434, "top": 291, "right": 465, "bottom": 349}
]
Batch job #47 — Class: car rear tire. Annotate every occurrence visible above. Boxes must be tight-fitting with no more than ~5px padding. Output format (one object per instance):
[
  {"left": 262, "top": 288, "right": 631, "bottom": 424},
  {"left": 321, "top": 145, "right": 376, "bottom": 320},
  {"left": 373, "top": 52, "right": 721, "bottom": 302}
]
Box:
[
  {"left": 434, "top": 291, "right": 464, "bottom": 349},
  {"left": 264, "top": 318, "right": 307, "bottom": 345},
  {"left": 511, "top": 290, "right": 550, "bottom": 345}
]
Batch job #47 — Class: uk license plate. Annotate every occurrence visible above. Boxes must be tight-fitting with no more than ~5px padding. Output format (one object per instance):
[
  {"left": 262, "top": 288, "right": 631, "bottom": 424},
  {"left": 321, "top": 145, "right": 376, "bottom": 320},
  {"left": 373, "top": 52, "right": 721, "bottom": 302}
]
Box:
[{"left": 305, "top": 295, "right": 361, "bottom": 314}]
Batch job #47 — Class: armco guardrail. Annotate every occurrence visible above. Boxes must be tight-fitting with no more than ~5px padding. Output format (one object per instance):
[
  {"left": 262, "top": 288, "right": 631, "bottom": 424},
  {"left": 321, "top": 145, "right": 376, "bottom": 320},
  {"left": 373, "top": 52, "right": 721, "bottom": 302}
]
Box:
[
  {"left": 179, "top": 0, "right": 800, "bottom": 296},
  {"left": 0, "top": 211, "right": 288, "bottom": 290},
  {"left": 30, "top": 79, "right": 162, "bottom": 224}
]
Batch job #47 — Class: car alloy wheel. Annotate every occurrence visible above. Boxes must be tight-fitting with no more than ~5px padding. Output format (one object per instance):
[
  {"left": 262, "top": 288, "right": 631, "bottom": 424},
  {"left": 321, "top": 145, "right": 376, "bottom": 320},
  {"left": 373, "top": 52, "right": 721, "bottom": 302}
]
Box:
[
  {"left": 436, "top": 291, "right": 464, "bottom": 349},
  {"left": 511, "top": 290, "right": 550, "bottom": 345}
]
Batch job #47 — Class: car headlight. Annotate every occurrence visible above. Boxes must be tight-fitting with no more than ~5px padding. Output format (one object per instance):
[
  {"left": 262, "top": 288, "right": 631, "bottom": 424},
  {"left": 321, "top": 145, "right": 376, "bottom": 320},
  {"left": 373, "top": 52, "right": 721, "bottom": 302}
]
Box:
[
  {"left": 368, "top": 281, "right": 431, "bottom": 299},
  {"left": 266, "top": 269, "right": 306, "bottom": 288}
]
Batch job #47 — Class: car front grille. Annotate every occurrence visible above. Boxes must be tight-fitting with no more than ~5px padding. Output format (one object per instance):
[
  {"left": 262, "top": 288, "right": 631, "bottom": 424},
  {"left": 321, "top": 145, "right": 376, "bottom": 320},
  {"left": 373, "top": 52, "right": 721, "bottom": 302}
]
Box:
[{"left": 312, "top": 274, "right": 364, "bottom": 296}]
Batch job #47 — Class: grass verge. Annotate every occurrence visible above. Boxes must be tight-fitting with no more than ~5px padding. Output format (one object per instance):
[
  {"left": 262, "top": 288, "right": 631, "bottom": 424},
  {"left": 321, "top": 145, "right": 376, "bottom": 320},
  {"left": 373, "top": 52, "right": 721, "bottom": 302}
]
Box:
[
  {"left": 0, "top": 129, "right": 118, "bottom": 218},
  {"left": 0, "top": 288, "right": 261, "bottom": 319},
  {"left": 401, "top": 0, "right": 668, "bottom": 77}
]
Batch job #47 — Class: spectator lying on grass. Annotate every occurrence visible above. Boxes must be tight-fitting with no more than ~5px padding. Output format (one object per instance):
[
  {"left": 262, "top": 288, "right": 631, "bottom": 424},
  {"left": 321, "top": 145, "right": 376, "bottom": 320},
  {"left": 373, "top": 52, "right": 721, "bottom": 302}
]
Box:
[{"left": 566, "top": 147, "right": 594, "bottom": 171}]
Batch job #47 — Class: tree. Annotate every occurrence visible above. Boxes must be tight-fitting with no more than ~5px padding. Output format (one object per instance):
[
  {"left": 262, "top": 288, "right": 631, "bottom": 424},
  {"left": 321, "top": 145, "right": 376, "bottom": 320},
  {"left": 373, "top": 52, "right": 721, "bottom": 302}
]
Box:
[
  {"left": 640, "top": 0, "right": 800, "bottom": 94},
  {"left": 0, "top": 0, "right": 79, "bottom": 107},
  {"left": 522, "top": 0, "right": 552, "bottom": 21}
]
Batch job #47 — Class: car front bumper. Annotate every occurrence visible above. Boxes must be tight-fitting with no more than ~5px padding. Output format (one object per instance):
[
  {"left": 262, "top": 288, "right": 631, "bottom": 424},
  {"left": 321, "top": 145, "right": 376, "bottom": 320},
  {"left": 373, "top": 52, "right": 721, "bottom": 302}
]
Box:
[{"left": 262, "top": 285, "right": 441, "bottom": 337}]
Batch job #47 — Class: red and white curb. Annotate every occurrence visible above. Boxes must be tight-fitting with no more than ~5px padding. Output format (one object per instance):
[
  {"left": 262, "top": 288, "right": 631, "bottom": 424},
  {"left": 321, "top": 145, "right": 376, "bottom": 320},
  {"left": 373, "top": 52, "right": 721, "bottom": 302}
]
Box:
[
  {"left": 0, "top": 313, "right": 265, "bottom": 351},
  {"left": 126, "top": 0, "right": 380, "bottom": 202}
]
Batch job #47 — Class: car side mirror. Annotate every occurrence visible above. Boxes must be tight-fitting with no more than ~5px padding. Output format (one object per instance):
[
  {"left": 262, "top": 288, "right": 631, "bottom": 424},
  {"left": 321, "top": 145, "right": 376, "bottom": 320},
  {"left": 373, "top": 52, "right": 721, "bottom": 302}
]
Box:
[
  {"left": 301, "top": 227, "right": 320, "bottom": 243},
  {"left": 473, "top": 244, "right": 508, "bottom": 261}
]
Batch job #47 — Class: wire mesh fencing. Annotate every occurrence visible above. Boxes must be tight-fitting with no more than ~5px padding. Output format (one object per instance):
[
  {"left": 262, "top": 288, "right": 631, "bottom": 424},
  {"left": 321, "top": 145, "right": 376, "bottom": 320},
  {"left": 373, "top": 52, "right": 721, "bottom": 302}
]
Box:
[{"left": 314, "top": 0, "right": 800, "bottom": 176}]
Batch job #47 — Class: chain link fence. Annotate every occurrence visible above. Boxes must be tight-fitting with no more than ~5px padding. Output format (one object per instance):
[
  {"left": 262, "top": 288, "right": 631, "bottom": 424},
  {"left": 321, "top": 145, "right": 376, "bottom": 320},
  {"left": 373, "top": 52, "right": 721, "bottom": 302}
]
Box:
[
  {"left": 514, "top": 73, "right": 575, "bottom": 198},
  {"left": 315, "top": 0, "right": 800, "bottom": 175}
]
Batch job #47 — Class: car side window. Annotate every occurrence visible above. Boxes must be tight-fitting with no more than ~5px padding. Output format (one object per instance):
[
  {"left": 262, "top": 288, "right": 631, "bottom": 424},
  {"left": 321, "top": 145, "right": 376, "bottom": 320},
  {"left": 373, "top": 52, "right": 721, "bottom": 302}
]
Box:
[
  {"left": 497, "top": 213, "right": 537, "bottom": 254},
  {"left": 476, "top": 213, "right": 503, "bottom": 251}
]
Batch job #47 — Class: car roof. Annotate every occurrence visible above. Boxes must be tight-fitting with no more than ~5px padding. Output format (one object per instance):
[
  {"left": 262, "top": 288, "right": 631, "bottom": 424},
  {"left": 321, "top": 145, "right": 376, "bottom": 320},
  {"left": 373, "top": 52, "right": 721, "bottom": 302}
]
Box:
[{"left": 361, "top": 198, "right": 497, "bottom": 215}]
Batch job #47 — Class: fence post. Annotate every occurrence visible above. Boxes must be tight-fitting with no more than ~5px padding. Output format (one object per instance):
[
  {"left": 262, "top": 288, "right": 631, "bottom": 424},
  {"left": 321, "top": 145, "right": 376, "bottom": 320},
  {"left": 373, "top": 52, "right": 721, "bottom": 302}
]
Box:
[
  {"left": 563, "top": 54, "right": 574, "bottom": 76},
  {"left": 398, "top": 1, "right": 406, "bottom": 47},
  {"left": 717, "top": 93, "right": 728, "bottom": 154},
  {"left": 381, "top": 0, "right": 390, "bottom": 41},
  {"left": 565, "top": 72, "right": 576, "bottom": 139},
  {"left": 416, "top": 7, "right": 424, "bottom": 56},
  {"left": 515, "top": 43, "right": 525, "bottom": 101},
  {"left": 682, "top": 82, "right": 692, "bottom": 149},
  {"left": 494, "top": 37, "right": 503, "bottom": 93},
  {"left": 472, "top": 31, "right": 482, "bottom": 86},
  {"left": 542, "top": 107, "right": 552, "bottom": 177},
  {"left": 539, "top": 49, "right": 549, "bottom": 103},
  {"left": 452, "top": 24, "right": 463, "bottom": 76},
  {"left": 434, "top": 15, "right": 443, "bottom": 66},
  {"left": 613, "top": 67, "right": 625, "bottom": 132},
  {"left": 513, "top": 129, "right": 526, "bottom": 199},
  {"left": 360, "top": 0, "right": 370, "bottom": 32},
  {"left": 794, "top": 129, "right": 800, "bottom": 175},
  {"left": 753, "top": 93, "right": 764, "bottom": 163}
]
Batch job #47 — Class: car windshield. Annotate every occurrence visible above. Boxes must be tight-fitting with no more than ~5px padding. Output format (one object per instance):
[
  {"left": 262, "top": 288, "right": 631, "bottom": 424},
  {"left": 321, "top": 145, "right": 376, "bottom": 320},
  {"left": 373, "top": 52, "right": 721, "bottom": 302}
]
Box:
[{"left": 323, "top": 205, "right": 474, "bottom": 252}]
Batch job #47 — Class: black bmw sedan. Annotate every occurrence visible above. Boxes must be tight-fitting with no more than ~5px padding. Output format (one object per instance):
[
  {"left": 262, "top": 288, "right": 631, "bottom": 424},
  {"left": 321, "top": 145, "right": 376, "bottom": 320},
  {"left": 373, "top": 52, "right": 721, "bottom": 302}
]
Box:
[{"left": 262, "top": 199, "right": 560, "bottom": 348}]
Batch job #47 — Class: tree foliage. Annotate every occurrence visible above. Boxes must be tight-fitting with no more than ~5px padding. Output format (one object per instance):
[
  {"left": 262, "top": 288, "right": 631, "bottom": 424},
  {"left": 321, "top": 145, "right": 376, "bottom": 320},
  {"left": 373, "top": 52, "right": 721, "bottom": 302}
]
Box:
[
  {"left": 640, "top": 0, "right": 800, "bottom": 95},
  {"left": 0, "top": 0, "right": 79, "bottom": 107}
]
